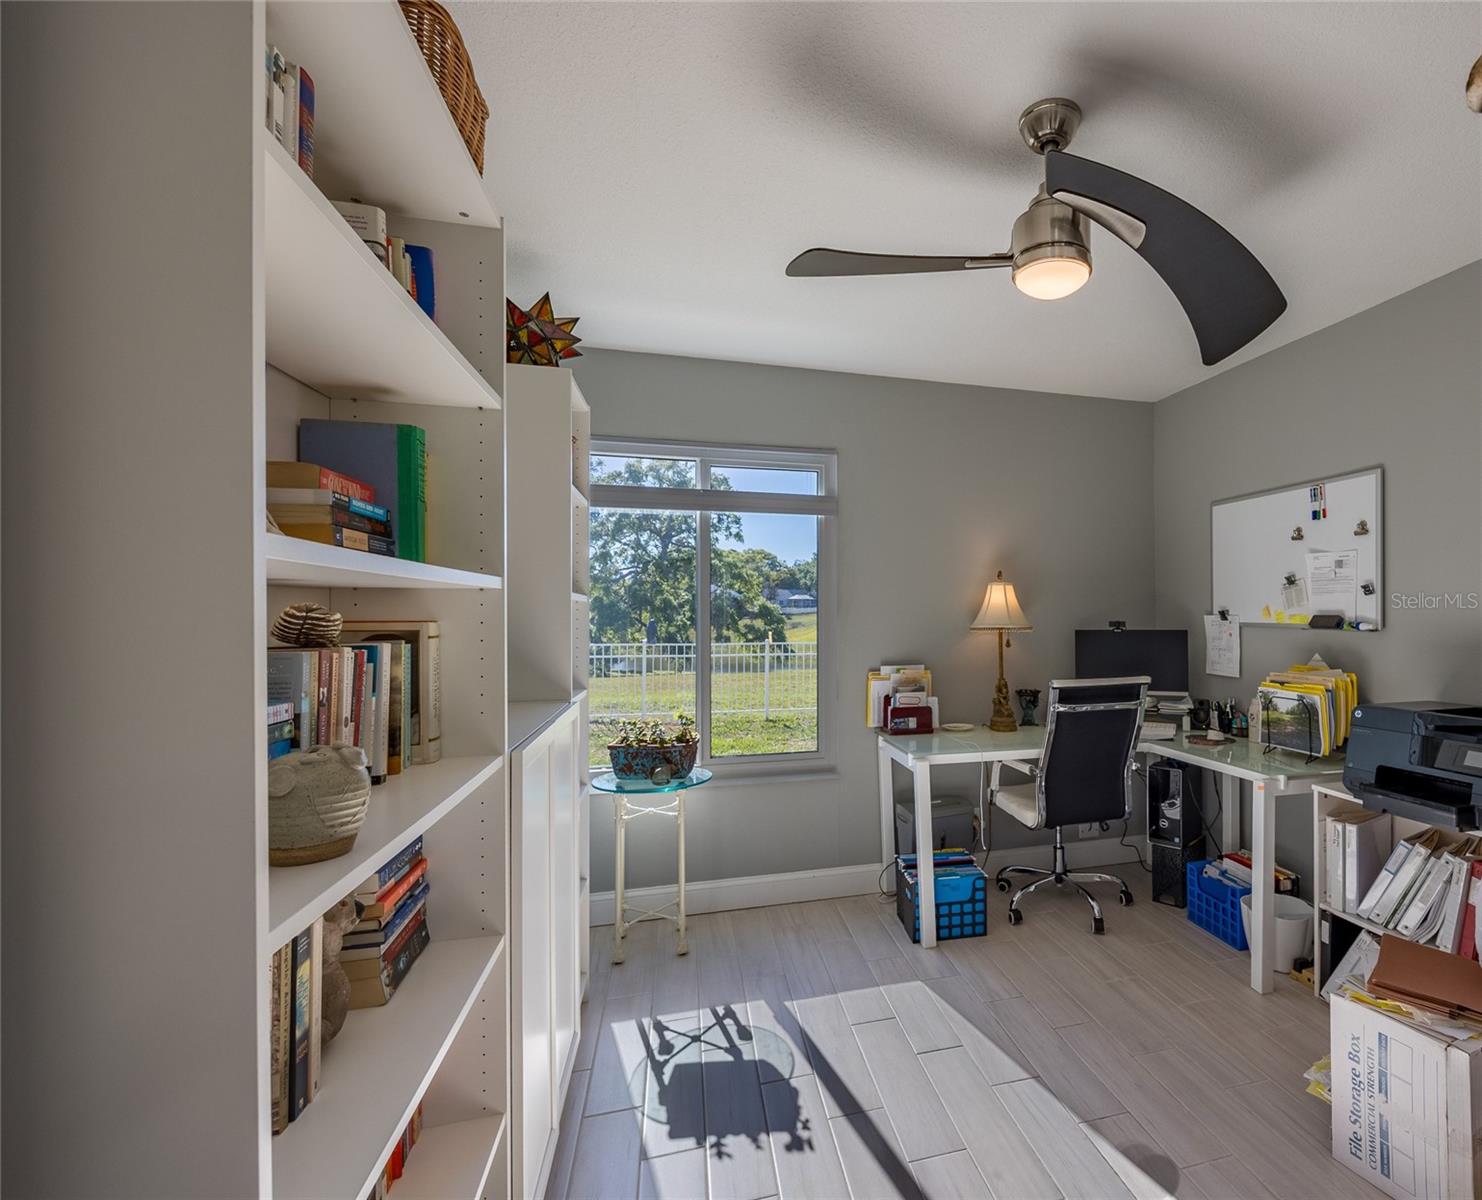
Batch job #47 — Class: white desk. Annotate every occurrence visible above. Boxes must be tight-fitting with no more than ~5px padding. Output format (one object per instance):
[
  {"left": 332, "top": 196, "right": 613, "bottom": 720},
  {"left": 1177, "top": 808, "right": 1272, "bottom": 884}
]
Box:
[{"left": 877, "top": 726, "right": 1345, "bottom": 993}]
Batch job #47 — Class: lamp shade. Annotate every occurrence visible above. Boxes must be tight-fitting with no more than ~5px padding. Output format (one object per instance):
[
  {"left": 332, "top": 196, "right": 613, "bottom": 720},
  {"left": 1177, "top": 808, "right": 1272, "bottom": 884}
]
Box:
[{"left": 971, "top": 571, "right": 1032, "bottom": 631}]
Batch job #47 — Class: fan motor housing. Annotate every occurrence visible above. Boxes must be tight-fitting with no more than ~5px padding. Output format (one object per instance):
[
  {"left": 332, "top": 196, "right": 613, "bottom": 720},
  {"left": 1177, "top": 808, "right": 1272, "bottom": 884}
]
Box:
[{"left": 1010, "top": 188, "right": 1092, "bottom": 275}]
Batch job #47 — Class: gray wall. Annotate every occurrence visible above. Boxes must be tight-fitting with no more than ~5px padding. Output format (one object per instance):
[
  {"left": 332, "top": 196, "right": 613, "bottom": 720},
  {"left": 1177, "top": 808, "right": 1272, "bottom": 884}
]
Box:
[
  {"left": 579, "top": 349, "right": 1155, "bottom": 890},
  {"left": 1153, "top": 261, "right": 1482, "bottom": 884}
]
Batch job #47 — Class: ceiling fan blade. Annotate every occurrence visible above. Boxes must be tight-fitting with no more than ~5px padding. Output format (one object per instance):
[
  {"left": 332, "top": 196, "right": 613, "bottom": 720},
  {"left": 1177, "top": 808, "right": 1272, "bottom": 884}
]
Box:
[
  {"left": 1044, "top": 150, "right": 1287, "bottom": 365},
  {"left": 786, "top": 248, "right": 1011, "bottom": 277}
]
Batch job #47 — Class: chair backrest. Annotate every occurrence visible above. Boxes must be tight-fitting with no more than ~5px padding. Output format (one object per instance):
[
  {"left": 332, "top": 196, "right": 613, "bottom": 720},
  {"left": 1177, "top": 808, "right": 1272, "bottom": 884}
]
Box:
[{"left": 1035, "top": 676, "right": 1149, "bottom": 830}]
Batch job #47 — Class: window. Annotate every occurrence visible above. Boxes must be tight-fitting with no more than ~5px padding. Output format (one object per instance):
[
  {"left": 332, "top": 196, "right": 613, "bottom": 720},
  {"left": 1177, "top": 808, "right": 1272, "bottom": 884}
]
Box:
[{"left": 588, "top": 440, "right": 836, "bottom": 770}]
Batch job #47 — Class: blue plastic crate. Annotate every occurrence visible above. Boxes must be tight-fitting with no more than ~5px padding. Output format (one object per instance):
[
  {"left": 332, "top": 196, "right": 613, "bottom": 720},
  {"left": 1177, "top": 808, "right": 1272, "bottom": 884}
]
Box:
[
  {"left": 896, "top": 861, "right": 987, "bottom": 942},
  {"left": 1186, "top": 859, "right": 1251, "bottom": 950}
]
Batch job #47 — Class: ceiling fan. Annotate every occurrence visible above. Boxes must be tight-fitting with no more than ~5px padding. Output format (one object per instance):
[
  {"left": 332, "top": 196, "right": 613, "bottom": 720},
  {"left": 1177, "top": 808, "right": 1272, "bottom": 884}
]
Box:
[{"left": 786, "top": 98, "right": 1287, "bottom": 366}]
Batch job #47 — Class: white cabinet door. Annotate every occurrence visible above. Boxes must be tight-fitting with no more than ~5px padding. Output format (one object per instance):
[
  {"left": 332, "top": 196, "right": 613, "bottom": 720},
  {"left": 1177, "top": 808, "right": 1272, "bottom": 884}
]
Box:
[
  {"left": 549, "top": 715, "right": 579, "bottom": 1089},
  {"left": 513, "top": 737, "right": 553, "bottom": 1200}
]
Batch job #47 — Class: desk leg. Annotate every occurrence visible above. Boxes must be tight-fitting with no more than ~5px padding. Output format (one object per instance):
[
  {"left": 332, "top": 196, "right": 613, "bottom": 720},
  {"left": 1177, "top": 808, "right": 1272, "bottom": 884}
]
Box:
[
  {"left": 879, "top": 742, "right": 895, "bottom": 890},
  {"left": 613, "top": 794, "right": 627, "bottom": 965},
  {"left": 1220, "top": 773, "right": 1239, "bottom": 855},
  {"left": 1250, "top": 780, "right": 1275, "bottom": 995},
  {"left": 676, "top": 793, "right": 688, "bottom": 956},
  {"left": 914, "top": 762, "right": 937, "bottom": 948}
]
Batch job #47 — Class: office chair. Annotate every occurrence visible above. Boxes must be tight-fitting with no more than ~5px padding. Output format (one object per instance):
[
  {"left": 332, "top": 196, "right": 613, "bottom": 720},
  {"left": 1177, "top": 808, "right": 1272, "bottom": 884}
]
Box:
[{"left": 991, "top": 676, "right": 1149, "bottom": 933}]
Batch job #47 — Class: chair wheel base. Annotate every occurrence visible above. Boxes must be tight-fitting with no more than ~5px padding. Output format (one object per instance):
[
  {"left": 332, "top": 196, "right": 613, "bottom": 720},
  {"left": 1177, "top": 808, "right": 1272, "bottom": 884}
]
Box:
[
  {"left": 996, "top": 879, "right": 1011, "bottom": 893},
  {"left": 1119, "top": 890, "right": 1134, "bottom": 906},
  {"left": 1007, "top": 909, "right": 1023, "bottom": 925},
  {"left": 1092, "top": 916, "right": 1105, "bottom": 935}
]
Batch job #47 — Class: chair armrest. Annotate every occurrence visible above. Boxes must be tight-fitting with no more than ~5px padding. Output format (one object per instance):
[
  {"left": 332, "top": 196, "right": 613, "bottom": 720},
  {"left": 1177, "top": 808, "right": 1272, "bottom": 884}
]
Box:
[{"left": 1000, "top": 759, "right": 1039, "bottom": 780}]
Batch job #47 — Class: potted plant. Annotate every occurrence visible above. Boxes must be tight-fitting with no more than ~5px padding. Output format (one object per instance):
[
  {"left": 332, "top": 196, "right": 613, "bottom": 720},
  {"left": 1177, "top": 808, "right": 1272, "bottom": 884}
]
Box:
[{"left": 608, "top": 713, "right": 699, "bottom": 783}]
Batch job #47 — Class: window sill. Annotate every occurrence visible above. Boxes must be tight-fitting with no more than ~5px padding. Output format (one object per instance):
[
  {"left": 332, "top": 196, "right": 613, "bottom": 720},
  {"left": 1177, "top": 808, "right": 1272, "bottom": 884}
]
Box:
[{"left": 697, "top": 764, "right": 840, "bottom": 789}]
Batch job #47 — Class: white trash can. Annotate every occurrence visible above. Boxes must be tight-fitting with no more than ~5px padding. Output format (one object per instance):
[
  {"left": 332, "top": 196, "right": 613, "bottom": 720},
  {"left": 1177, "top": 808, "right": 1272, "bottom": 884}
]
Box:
[{"left": 1239, "top": 893, "right": 1314, "bottom": 973}]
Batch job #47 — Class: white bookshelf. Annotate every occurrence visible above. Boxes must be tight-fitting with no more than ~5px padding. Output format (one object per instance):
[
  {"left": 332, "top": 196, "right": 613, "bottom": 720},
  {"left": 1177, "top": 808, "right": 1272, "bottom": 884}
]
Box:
[
  {"left": 2, "top": 3, "right": 540, "bottom": 1197},
  {"left": 265, "top": 533, "right": 502, "bottom": 591}
]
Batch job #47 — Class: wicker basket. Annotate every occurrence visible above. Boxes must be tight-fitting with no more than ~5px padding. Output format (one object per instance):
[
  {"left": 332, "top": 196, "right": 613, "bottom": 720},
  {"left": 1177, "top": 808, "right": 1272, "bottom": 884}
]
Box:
[{"left": 399, "top": 0, "right": 489, "bottom": 174}]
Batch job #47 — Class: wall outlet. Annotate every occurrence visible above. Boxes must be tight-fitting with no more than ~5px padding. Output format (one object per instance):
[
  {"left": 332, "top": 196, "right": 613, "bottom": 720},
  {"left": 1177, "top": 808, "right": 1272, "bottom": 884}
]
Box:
[{"left": 1078, "top": 823, "right": 1101, "bottom": 838}]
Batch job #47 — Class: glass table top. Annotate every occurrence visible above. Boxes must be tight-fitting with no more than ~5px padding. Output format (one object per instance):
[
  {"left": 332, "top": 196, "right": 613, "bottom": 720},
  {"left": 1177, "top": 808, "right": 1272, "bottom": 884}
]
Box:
[{"left": 591, "top": 767, "right": 713, "bottom": 794}]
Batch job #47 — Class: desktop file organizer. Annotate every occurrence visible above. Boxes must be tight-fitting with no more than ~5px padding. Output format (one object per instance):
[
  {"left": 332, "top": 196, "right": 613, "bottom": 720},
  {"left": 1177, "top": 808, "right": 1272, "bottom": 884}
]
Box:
[{"left": 896, "top": 857, "right": 988, "bottom": 942}]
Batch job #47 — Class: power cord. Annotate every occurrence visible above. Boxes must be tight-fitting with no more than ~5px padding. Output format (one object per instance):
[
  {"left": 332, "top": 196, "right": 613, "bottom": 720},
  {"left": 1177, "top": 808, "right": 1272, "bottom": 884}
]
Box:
[{"left": 1120, "top": 819, "right": 1151, "bottom": 872}]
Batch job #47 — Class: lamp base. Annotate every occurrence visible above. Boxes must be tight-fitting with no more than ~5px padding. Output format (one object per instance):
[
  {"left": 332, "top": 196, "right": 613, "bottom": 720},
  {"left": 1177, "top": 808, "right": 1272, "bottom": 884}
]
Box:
[{"left": 989, "top": 674, "right": 1019, "bottom": 733}]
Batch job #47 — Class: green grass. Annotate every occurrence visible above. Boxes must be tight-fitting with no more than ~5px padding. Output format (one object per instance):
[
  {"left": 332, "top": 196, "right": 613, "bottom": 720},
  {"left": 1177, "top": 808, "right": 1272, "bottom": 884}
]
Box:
[
  {"left": 783, "top": 613, "right": 817, "bottom": 642},
  {"left": 587, "top": 664, "right": 819, "bottom": 764}
]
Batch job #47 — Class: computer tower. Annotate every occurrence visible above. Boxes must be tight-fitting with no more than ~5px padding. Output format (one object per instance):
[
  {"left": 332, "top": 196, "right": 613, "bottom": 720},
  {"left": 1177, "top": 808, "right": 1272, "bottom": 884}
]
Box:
[
  {"left": 1152, "top": 836, "right": 1204, "bottom": 907},
  {"left": 1147, "top": 758, "right": 1199, "bottom": 848},
  {"left": 894, "top": 796, "right": 979, "bottom": 856}
]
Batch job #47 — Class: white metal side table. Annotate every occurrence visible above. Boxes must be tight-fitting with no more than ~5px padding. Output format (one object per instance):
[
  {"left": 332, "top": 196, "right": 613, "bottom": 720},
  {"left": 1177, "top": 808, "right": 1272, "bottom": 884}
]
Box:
[{"left": 593, "top": 767, "right": 712, "bottom": 963}]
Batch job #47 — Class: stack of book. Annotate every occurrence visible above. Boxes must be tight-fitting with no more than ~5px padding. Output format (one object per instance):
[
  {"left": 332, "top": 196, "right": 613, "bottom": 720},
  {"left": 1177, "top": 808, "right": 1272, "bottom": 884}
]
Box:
[
  {"left": 329, "top": 200, "right": 436, "bottom": 322},
  {"left": 346, "top": 838, "right": 431, "bottom": 1009},
  {"left": 296, "top": 421, "right": 428, "bottom": 563},
  {"left": 1356, "top": 829, "right": 1482, "bottom": 954},
  {"left": 265, "top": 46, "right": 314, "bottom": 178},
  {"left": 268, "top": 460, "right": 394, "bottom": 557},
  {"left": 268, "top": 701, "right": 297, "bottom": 761},
  {"left": 372, "top": 1103, "right": 424, "bottom": 1199},
  {"left": 270, "top": 917, "right": 324, "bottom": 1134}
]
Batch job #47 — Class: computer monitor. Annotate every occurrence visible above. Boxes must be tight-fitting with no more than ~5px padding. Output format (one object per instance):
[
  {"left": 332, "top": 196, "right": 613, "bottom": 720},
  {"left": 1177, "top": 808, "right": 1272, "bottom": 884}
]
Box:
[{"left": 1074, "top": 629, "right": 1189, "bottom": 694}]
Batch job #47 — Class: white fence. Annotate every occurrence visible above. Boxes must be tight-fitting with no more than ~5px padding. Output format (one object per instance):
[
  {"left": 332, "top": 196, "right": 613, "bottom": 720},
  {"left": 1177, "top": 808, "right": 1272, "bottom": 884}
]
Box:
[{"left": 590, "top": 641, "right": 817, "bottom": 720}]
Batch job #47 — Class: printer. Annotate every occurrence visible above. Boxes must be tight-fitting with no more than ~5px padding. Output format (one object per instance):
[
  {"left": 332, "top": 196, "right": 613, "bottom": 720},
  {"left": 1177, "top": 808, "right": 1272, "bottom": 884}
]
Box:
[{"left": 1344, "top": 702, "right": 1482, "bottom": 829}]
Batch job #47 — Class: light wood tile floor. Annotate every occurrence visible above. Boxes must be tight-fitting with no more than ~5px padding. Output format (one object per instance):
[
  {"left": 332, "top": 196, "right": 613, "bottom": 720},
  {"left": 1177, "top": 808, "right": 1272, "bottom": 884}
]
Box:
[{"left": 548, "top": 875, "right": 1382, "bottom": 1200}]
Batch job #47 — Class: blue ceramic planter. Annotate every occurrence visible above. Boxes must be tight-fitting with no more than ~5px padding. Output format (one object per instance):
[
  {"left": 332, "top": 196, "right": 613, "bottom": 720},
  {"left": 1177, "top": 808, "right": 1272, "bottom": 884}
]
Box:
[{"left": 608, "top": 741, "right": 698, "bottom": 782}]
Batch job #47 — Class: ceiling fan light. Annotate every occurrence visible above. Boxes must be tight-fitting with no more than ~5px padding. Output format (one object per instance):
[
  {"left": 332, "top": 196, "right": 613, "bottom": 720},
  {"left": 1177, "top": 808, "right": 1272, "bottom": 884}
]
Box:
[{"left": 1012, "top": 254, "right": 1091, "bottom": 300}]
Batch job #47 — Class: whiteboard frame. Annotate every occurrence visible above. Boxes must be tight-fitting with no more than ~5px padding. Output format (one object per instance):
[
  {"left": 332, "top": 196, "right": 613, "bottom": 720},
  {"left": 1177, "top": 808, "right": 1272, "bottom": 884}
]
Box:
[{"left": 1210, "top": 465, "right": 1385, "bottom": 631}]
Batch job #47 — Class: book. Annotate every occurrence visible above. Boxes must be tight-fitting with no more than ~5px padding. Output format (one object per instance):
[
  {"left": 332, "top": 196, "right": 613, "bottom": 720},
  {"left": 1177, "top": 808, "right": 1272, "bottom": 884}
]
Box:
[
  {"left": 390, "top": 236, "right": 410, "bottom": 290},
  {"left": 355, "top": 856, "right": 428, "bottom": 925},
  {"left": 316, "top": 650, "right": 333, "bottom": 745},
  {"left": 266, "top": 701, "right": 294, "bottom": 725},
  {"left": 280, "top": 62, "right": 298, "bottom": 161},
  {"left": 349, "top": 910, "right": 431, "bottom": 1008},
  {"left": 1458, "top": 863, "right": 1482, "bottom": 960},
  {"left": 341, "top": 622, "right": 440, "bottom": 763},
  {"left": 269, "top": 506, "right": 393, "bottom": 539},
  {"left": 356, "top": 836, "right": 425, "bottom": 899},
  {"left": 342, "top": 881, "right": 428, "bottom": 956},
  {"left": 308, "top": 917, "right": 324, "bottom": 1102},
  {"left": 297, "top": 420, "right": 427, "bottom": 563},
  {"left": 275, "top": 523, "right": 395, "bottom": 556},
  {"left": 330, "top": 201, "right": 390, "bottom": 267},
  {"left": 266, "top": 461, "right": 375, "bottom": 503},
  {"left": 267, "top": 652, "right": 317, "bottom": 750},
  {"left": 266, "top": 47, "right": 286, "bottom": 145},
  {"left": 378, "top": 639, "right": 408, "bottom": 776},
  {"left": 267, "top": 488, "right": 389, "bottom": 522},
  {"left": 289, "top": 928, "right": 312, "bottom": 1121},
  {"left": 268, "top": 738, "right": 295, "bottom": 760},
  {"left": 1435, "top": 852, "right": 1478, "bottom": 953},
  {"left": 267, "top": 718, "right": 296, "bottom": 743},
  {"left": 406, "top": 244, "right": 435, "bottom": 320},
  {"left": 294, "top": 65, "right": 314, "bottom": 177},
  {"left": 270, "top": 944, "right": 292, "bottom": 1133}
]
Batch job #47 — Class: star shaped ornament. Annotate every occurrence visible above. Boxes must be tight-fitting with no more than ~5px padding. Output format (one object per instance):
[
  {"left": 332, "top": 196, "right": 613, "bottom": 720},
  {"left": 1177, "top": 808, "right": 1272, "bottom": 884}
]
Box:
[{"left": 507, "top": 293, "right": 583, "bottom": 366}]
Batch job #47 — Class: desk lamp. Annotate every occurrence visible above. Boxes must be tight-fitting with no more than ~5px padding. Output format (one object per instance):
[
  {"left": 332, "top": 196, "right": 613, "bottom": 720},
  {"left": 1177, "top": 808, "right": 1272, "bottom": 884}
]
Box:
[{"left": 972, "top": 570, "right": 1033, "bottom": 732}]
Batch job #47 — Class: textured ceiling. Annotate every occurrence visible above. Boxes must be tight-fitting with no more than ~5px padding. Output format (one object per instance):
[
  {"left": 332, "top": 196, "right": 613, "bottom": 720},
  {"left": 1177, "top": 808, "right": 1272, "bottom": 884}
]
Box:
[{"left": 454, "top": 1, "right": 1482, "bottom": 401}]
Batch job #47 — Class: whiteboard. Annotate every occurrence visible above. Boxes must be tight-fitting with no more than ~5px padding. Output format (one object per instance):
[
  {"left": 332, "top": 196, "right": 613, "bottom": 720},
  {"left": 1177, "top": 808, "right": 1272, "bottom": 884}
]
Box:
[{"left": 1211, "top": 467, "right": 1384, "bottom": 629}]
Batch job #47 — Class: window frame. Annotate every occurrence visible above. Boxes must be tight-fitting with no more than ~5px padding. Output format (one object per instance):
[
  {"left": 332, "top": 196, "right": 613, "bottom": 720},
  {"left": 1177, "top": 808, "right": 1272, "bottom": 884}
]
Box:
[{"left": 590, "top": 437, "right": 837, "bottom": 776}]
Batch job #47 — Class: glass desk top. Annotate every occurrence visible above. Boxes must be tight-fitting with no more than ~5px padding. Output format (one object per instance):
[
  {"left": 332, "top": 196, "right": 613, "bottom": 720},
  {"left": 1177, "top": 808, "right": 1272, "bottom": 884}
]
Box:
[{"left": 592, "top": 767, "right": 713, "bottom": 795}]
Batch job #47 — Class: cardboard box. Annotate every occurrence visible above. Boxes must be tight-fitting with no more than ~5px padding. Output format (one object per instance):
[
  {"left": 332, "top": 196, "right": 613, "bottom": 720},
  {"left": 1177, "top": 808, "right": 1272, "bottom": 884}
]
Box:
[{"left": 1330, "top": 991, "right": 1482, "bottom": 1198}]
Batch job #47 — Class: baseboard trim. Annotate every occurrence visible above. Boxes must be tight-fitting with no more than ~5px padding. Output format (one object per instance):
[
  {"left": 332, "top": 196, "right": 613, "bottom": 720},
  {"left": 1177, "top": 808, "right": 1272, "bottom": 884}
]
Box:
[{"left": 588, "top": 837, "right": 1146, "bottom": 926}]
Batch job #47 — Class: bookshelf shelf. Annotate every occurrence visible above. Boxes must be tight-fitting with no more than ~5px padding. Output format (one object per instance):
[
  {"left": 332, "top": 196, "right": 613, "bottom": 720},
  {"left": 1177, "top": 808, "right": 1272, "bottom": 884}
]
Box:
[
  {"left": 272, "top": 935, "right": 504, "bottom": 1200},
  {"left": 1317, "top": 899, "right": 1400, "bottom": 941},
  {"left": 572, "top": 484, "right": 588, "bottom": 508},
  {"left": 265, "top": 0, "right": 501, "bottom": 228},
  {"left": 509, "top": 698, "right": 577, "bottom": 751},
  {"left": 264, "top": 140, "right": 502, "bottom": 411},
  {"left": 394, "top": 1114, "right": 507, "bottom": 1200},
  {"left": 267, "top": 756, "right": 503, "bottom": 950},
  {"left": 265, "top": 533, "right": 502, "bottom": 591}
]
